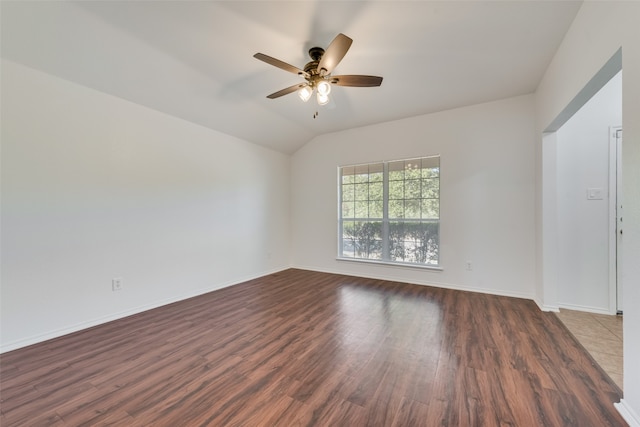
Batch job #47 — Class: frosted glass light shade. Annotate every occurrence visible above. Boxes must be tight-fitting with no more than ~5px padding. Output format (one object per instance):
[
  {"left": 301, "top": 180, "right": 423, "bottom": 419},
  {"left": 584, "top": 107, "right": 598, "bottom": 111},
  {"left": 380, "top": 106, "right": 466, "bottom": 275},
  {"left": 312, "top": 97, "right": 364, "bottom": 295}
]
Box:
[
  {"left": 317, "top": 80, "right": 331, "bottom": 96},
  {"left": 317, "top": 92, "right": 329, "bottom": 105},
  {"left": 298, "top": 86, "right": 312, "bottom": 102}
]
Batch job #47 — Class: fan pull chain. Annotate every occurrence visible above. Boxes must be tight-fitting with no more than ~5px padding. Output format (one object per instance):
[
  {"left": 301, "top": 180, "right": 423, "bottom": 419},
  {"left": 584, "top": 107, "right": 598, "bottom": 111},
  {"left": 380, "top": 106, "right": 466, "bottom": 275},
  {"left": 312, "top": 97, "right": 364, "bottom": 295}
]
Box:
[{"left": 313, "top": 111, "right": 319, "bottom": 119}]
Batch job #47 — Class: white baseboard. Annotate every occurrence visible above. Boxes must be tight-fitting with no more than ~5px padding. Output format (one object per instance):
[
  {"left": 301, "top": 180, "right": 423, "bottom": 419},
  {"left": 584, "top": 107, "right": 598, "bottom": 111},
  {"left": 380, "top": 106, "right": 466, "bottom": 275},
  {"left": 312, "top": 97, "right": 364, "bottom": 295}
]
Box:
[
  {"left": 557, "top": 302, "right": 616, "bottom": 315},
  {"left": 615, "top": 399, "right": 640, "bottom": 427},
  {"left": 0, "top": 266, "right": 290, "bottom": 354},
  {"left": 292, "top": 264, "right": 535, "bottom": 302},
  {"left": 535, "top": 299, "right": 560, "bottom": 312}
]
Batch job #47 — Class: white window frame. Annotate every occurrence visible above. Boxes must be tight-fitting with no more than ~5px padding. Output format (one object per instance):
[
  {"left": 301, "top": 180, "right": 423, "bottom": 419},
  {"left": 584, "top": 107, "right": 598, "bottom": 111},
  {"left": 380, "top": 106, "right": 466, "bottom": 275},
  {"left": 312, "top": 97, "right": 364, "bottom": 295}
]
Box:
[{"left": 338, "top": 156, "right": 441, "bottom": 269}]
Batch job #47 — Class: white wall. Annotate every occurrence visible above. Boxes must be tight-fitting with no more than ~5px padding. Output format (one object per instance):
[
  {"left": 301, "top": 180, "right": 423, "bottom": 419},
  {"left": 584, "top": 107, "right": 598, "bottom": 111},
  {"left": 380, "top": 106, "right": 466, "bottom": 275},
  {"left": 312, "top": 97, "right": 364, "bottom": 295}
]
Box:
[
  {"left": 556, "top": 72, "right": 622, "bottom": 313},
  {"left": 291, "top": 95, "right": 536, "bottom": 299},
  {"left": 535, "top": 2, "right": 640, "bottom": 423},
  {"left": 0, "top": 60, "right": 291, "bottom": 352}
]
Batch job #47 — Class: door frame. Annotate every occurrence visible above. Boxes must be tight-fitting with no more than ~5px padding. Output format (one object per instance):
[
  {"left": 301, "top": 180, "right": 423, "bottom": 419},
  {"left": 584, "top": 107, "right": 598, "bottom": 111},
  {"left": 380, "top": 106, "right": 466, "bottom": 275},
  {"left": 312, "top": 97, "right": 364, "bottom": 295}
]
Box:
[{"left": 609, "top": 126, "right": 622, "bottom": 314}]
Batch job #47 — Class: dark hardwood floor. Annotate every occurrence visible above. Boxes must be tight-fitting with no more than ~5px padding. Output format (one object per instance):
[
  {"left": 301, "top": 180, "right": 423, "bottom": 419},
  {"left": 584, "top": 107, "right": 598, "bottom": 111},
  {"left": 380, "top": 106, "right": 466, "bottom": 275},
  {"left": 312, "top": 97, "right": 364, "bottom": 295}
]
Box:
[{"left": 0, "top": 269, "right": 625, "bottom": 426}]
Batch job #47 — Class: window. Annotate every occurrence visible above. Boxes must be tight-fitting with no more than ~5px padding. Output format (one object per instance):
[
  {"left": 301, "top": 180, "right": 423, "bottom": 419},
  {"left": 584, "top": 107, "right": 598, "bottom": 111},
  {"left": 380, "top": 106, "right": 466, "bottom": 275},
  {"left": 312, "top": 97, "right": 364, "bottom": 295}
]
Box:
[{"left": 339, "top": 156, "right": 440, "bottom": 267}]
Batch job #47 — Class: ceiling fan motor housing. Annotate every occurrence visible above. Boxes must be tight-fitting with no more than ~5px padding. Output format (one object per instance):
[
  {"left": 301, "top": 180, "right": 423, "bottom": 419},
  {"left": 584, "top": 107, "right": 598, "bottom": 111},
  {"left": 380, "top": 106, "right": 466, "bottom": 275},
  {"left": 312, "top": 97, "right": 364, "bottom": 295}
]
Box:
[{"left": 303, "top": 61, "right": 320, "bottom": 77}]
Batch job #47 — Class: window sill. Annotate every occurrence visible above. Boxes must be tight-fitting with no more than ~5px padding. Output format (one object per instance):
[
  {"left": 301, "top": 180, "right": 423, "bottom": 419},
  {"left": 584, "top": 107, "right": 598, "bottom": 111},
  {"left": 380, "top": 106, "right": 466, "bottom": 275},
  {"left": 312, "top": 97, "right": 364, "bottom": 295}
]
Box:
[{"left": 336, "top": 257, "right": 443, "bottom": 271}]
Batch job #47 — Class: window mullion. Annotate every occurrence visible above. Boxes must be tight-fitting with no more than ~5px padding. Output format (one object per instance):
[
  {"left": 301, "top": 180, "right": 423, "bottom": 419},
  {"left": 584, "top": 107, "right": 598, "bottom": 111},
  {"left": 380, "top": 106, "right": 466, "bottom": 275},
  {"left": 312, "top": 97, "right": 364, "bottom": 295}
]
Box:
[
  {"left": 338, "top": 168, "right": 344, "bottom": 257},
  {"left": 382, "top": 162, "right": 390, "bottom": 261}
]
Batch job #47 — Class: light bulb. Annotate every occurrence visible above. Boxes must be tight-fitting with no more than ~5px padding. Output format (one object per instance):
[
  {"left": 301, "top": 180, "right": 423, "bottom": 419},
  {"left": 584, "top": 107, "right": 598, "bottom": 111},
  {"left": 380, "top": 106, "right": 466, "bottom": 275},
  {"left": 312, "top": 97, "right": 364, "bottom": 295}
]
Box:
[
  {"left": 317, "top": 92, "right": 329, "bottom": 105},
  {"left": 298, "top": 86, "right": 312, "bottom": 102},
  {"left": 317, "top": 80, "right": 331, "bottom": 96}
]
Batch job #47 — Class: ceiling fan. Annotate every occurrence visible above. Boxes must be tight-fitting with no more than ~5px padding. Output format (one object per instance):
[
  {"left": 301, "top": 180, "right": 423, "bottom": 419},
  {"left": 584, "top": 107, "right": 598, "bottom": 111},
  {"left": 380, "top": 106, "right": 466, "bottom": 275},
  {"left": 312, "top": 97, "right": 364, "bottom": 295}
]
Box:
[{"left": 253, "top": 33, "right": 383, "bottom": 108}]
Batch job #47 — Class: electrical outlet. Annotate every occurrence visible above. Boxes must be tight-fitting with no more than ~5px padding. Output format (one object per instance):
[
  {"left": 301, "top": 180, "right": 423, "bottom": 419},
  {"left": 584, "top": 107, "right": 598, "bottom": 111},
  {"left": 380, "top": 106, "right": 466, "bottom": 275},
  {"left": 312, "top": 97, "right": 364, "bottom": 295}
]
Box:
[
  {"left": 112, "top": 277, "right": 123, "bottom": 292},
  {"left": 465, "top": 261, "right": 473, "bottom": 271}
]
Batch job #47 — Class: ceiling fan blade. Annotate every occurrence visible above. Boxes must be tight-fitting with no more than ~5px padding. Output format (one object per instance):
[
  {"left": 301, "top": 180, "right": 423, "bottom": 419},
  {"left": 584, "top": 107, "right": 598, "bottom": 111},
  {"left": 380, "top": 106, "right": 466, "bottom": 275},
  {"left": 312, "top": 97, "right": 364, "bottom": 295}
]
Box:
[
  {"left": 254, "top": 53, "right": 310, "bottom": 78},
  {"left": 317, "top": 33, "right": 353, "bottom": 75},
  {"left": 266, "top": 83, "right": 307, "bottom": 99},
  {"left": 330, "top": 75, "right": 383, "bottom": 87}
]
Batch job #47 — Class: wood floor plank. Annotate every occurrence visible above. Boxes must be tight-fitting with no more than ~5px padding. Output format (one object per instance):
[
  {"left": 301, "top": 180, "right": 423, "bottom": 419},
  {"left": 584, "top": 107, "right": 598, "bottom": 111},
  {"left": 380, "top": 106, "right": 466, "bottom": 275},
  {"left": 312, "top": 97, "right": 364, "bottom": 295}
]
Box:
[
  {"left": 392, "top": 397, "right": 431, "bottom": 427},
  {"left": 0, "top": 269, "right": 626, "bottom": 426}
]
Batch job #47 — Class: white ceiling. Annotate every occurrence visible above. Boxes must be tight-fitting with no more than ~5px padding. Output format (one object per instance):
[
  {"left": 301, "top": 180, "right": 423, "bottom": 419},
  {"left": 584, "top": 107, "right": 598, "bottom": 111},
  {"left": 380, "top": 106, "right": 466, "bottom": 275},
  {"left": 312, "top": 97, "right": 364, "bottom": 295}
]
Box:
[{"left": 1, "top": 1, "right": 582, "bottom": 154}]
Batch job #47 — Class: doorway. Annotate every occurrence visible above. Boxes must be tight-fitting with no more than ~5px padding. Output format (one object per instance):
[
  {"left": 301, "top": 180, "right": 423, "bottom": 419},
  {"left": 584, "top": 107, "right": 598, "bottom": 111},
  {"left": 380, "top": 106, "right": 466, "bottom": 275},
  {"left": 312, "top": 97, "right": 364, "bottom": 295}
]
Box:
[
  {"left": 554, "top": 71, "right": 621, "bottom": 314},
  {"left": 542, "top": 48, "right": 624, "bottom": 393}
]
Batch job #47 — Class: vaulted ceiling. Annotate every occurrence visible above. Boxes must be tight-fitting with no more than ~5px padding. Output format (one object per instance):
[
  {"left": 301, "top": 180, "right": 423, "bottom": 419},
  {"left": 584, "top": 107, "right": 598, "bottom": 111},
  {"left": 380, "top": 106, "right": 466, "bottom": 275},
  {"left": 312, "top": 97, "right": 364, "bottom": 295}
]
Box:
[{"left": 1, "top": 1, "right": 582, "bottom": 154}]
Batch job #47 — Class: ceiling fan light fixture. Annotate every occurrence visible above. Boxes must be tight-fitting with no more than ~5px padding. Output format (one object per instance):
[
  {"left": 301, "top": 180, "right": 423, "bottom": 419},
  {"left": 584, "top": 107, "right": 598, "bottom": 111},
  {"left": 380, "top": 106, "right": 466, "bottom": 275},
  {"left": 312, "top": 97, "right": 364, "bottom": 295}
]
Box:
[
  {"left": 298, "top": 85, "right": 312, "bottom": 102},
  {"left": 317, "top": 92, "right": 329, "bottom": 106},
  {"left": 317, "top": 80, "right": 331, "bottom": 96},
  {"left": 254, "top": 33, "right": 383, "bottom": 108}
]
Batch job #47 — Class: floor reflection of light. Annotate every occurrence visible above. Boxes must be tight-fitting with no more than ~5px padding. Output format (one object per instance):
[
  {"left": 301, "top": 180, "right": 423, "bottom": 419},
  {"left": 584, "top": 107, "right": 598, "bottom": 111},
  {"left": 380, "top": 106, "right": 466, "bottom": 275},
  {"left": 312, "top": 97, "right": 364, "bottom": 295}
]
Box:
[{"left": 336, "top": 283, "right": 444, "bottom": 373}]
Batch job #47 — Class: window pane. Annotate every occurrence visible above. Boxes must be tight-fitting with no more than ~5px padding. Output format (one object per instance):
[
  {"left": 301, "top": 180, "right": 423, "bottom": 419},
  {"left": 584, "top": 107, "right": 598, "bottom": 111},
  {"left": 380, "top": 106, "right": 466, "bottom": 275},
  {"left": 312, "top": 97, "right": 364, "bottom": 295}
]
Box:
[
  {"left": 413, "top": 222, "right": 439, "bottom": 265},
  {"left": 389, "top": 180, "right": 403, "bottom": 199},
  {"left": 342, "top": 220, "right": 356, "bottom": 239},
  {"left": 389, "top": 200, "right": 404, "bottom": 218},
  {"left": 405, "top": 199, "right": 421, "bottom": 219},
  {"left": 355, "top": 201, "right": 369, "bottom": 218},
  {"left": 369, "top": 182, "right": 383, "bottom": 200},
  {"left": 342, "top": 239, "right": 355, "bottom": 257},
  {"left": 342, "top": 184, "right": 355, "bottom": 201},
  {"left": 342, "top": 202, "right": 355, "bottom": 218},
  {"left": 348, "top": 221, "right": 383, "bottom": 259},
  {"left": 389, "top": 161, "right": 404, "bottom": 181},
  {"left": 389, "top": 221, "right": 406, "bottom": 262},
  {"left": 422, "top": 167, "right": 439, "bottom": 179},
  {"left": 421, "top": 178, "right": 439, "bottom": 199},
  {"left": 355, "top": 164, "right": 369, "bottom": 173},
  {"left": 355, "top": 173, "right": 368, "bottom": 183},
  {"left": 405, "top": 160, "right": 421, "bottom": 180},
  {"left": 369, "top": 163, "right": 383, "bottom": 182},
  {"left": 367, "top": 241, "right": 383, "bottom": 259},
  {"left": 421, "top": 199, "right": 439, "bottom": 219},
  {"left": 369, "top": 171, "right": 383, "bottom": 182},
  {"left": 411, "top": 222, "right": 439, "bottom": 264},
  {"left": 355, "top": 183, "right": 369, "bottom": 200},
  {"left": 341, "top": 166, "right": 355, "bottom": 184},
  {"left": 421, "top": 156, "right": 439, "bottom": 170},
  {"left": 369, "top": 200, "right": 383, "bottom": 218},
  {"left": 388, "top": 221, "right": 440, "bottom": 264},
  {"left": 342, "top": 175, "right": 355, "bottom": 185},
  {"left": 342, "top": 220, "right": 357, "bottom": 258},
  {"left": 422, "top": 157, "right": 440, "bottom": 178},
  {"left": 428, "top": 223, "right": 440, "bottom": 265},
  {"left": 405, "top": 179, "right": 421, "bottom": 199}
]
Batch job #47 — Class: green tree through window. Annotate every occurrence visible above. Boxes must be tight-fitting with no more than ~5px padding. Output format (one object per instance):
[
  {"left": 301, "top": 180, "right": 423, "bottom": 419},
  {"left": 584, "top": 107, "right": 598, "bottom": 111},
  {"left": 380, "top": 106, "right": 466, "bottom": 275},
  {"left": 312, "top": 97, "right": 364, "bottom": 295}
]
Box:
[{"left": 340, "top": 157, "right": 440, "bottom": 266}]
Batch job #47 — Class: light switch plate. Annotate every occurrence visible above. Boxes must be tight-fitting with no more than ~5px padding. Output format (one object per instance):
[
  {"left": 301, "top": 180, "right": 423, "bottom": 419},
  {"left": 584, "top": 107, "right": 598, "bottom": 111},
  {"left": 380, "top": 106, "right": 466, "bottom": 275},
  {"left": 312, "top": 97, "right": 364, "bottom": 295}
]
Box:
[{"left": 587, "top": 188, "right": 604, "bottom": 200}]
